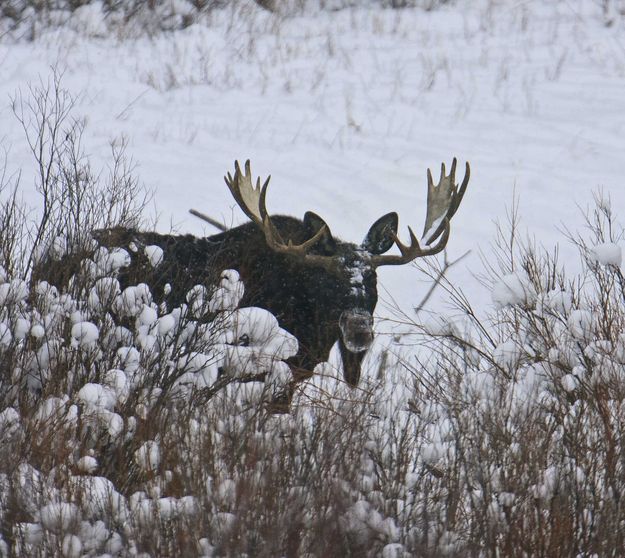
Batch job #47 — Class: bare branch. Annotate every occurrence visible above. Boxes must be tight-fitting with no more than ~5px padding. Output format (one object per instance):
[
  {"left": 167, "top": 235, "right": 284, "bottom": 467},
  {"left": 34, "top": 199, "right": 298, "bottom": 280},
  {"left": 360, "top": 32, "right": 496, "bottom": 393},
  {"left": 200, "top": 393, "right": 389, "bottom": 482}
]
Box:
[{"left": 189, "top": 208, "right": 228, "bottom": 232}]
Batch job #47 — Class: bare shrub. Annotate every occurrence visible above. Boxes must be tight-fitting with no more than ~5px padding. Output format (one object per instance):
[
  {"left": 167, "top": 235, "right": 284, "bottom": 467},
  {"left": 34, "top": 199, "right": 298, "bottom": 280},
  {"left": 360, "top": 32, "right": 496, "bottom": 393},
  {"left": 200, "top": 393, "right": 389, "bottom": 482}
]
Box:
[
  {"left": 396, "top": 196, "right": 625, "bottom": 555},
  {"left": 4, "top": 71, "right": 148, "bottom": 282}
]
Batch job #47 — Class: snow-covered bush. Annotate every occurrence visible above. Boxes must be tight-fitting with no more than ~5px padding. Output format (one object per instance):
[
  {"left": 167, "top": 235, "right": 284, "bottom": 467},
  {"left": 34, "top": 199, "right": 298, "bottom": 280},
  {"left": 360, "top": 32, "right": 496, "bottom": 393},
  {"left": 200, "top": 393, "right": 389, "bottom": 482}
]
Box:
[
  {"left": 0, "top": 77, "right": 400, "bottom": 557},
  {"left": 395, "top": 198, "right": 625, "bottom": 555},
  {"left": 2, "top": 72, "right": 625, "bottom": 556},
  {"left": 0, "top": 246, "right": 396, "bottom": 555}
]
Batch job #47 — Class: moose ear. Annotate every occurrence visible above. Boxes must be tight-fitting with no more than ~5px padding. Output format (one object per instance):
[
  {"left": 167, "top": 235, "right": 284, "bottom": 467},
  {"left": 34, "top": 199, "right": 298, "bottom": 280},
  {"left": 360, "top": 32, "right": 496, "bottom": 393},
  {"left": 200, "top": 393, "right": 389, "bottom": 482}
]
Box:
[
  {"left": 362, "top": 212, "right": 398, "bottom": 255},
  {"left": 303, "top": 211, "right": 337, "bottom": 254}
]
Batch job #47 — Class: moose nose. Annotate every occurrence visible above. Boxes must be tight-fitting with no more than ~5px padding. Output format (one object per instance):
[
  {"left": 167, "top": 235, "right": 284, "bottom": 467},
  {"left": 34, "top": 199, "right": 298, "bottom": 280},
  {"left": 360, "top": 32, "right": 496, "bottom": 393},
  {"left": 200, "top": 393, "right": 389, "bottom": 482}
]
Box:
[{"left": 339, "top": 309, "right": 374, "bottom": 353}]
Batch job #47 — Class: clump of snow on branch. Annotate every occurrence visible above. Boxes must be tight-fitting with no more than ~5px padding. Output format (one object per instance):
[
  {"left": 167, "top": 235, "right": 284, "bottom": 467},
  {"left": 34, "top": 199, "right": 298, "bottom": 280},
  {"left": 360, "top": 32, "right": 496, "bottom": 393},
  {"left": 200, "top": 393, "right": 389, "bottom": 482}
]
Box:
[
  {"left": 144, "top": 245, "right": 164, "bottom": 267},
  {"left": 491, "top": 272, "right": 537, "bottom": 308},
  {"left": 590, "top": 242, "right": 621, "bottom": 266}
]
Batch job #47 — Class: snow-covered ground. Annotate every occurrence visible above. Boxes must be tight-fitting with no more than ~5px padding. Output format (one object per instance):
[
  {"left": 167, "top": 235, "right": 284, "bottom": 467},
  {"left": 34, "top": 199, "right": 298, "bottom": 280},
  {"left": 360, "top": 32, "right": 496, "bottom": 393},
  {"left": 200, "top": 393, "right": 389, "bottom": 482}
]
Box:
[
  {"left": 1, "top": 0, "right": 625, "bottom": 326},
  {"left": 3, "top": 3, "right": 625, "bottom": 554}
]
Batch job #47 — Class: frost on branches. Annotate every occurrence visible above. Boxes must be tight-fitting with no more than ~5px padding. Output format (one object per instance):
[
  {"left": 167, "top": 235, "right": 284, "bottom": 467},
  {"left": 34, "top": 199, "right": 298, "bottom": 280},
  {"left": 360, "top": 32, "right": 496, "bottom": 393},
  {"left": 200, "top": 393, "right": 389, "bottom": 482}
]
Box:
[
  {"left": 0, "top": 241, "right": 304, "bottom": 554},
  {"left": 405, "top": 209, "right": 625, "bottom": 556},
  {"left": 0, "top": 238, "right": 412, "bottom": 557},
  {"left": 2, "top": 202, "right": 625, "bottom": 555}
]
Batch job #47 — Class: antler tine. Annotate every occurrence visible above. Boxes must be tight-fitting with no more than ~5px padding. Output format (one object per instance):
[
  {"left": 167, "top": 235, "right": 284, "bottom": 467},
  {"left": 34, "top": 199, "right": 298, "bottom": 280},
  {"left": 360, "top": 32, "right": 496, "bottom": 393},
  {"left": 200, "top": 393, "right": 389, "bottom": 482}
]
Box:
[
  {"left": 447, "top": 160, "right": 470, "bottom": 220},
  {"left": 449, "top": 157, "right": 457, "bottom": 185},
  {"left": 259, "top": 175, "right": 271, "bottom": 222},
  {"left": 423, "top": 157, "right": 471, "bottom": 245},
  {"left": 263, "top": 217, "right": 328, "bottom": 256},
  {"left": 224, "top": 159, "right": 272, "bottom": 226},
  {"left": 395, "top": 226, "right": 420, "bottom": 258},
  {"left": 371, "top": 221, "right": 451, "bottom": 267}
]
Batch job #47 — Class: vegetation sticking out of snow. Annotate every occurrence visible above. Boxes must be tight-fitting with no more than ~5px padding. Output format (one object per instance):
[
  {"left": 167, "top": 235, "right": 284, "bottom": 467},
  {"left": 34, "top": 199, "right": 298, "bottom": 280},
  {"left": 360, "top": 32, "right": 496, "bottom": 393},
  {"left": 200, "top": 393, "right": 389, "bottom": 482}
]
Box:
[
  {"left": 0, "top": 150, "right": 624, "bottom": 558},
  {"left": 1, "top": 13, "right": 625, "bottom": 557},
  {"left": 0, "top": 0, "right": 455, "bottom": 40}
]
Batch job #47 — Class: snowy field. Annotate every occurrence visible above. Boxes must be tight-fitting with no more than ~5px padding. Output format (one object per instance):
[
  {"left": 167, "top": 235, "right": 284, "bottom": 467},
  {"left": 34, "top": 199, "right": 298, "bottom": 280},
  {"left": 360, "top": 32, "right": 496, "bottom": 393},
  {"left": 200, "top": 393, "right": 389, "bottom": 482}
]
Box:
[
  {"left": 2, "top": 2, "right": 625, "bottom": 555},
  {"left": 2, "top": 0, "right": 625, "bottom": 321}
]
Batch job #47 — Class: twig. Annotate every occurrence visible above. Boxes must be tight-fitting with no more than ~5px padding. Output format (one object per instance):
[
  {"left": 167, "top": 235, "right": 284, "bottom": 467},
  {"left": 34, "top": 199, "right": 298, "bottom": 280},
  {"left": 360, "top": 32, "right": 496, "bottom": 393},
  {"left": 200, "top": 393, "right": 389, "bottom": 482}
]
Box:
[
  {"left": 189, "top": 208, "right": 228, "bottom": 232},
  {"left": 414, "top": 250, "right": 471, "bottom": 314},
  {"left": 115, "top": 90, "right": 149, "bottom": 120}
]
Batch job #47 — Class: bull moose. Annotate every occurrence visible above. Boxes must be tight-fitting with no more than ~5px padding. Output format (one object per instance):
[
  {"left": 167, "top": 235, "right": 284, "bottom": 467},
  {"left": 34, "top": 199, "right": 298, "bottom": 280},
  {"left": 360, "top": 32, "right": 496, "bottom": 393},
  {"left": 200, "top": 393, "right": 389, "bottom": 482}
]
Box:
[{"left": 54, "top": 159, "right": 469, "bottom": 398}]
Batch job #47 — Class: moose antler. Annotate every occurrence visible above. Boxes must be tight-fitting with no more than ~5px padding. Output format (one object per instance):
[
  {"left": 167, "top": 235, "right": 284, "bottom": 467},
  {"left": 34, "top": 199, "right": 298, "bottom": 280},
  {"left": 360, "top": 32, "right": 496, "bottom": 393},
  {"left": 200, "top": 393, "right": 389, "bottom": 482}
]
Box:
[
  {"left": 370, "top": 158, "right": 470, "bottom": 267},
  {"left": 225, "top": 160, "right": 337, "bottom": 269}
]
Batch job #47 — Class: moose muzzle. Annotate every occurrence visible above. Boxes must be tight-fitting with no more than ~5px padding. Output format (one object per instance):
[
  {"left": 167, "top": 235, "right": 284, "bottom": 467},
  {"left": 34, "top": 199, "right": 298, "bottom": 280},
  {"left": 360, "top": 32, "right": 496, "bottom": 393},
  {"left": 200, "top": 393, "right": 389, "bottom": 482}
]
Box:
[{"left": 339, "top": 309, "right": 374, "bottom": 353}]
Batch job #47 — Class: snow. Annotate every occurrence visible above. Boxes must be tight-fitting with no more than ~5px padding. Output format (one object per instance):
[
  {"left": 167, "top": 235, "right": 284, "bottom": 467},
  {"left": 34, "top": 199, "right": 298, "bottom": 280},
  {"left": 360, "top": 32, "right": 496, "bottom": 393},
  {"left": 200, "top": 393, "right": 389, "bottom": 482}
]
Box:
[
  {"left": 1, "top": 2, "right": 625, "bottom": 555},
  {"left": 218, "top": 306, "right": 299, "bottom": 376},
  {"left": 76, "top": 455, "right": 98, "bottom": 473},
  {"left": 209, "top": 270, "right": 245, "bottom": 312},
  {"left": 186, "top": 285, "right": 209, "bottom": 316},
  {"left": 590, "top": 242, "right": 622, "bottom": 266},
  {"left": 0, "top": 323, "right": 12, "bottom": 347},
  {"left": 539, "top": 289, "right": 573, "bottom": 315},
  {"left": 89, "top": 278, "right": 121, "bottom": 312},
  {"left": 0, "top": 280, "right": 29, "bottom": 306},
  {"left": 94, "top": 248, "right": 131, "bottom": 275},
  {"left": 69, "top": 2, "right": 107, "bottom": 37},
  {"left": 101, "top": 410, "right": 124, "bottom": 438},
  {"left": 76, "top": 383, "right": 117, "bottom": 411},
  {"left": 117, "top": 284, "right": 153, "bottom": 317},
  {"left": 70, "top": 475, "right": 129, "bottom": 522},
  {"left": 0, "top": 407, "right": 21, "bottom": 437},
  {"left": 134, "top": 440, "right": 161, "bottom": 471},
  {"left": 102, "top": 369, "right": 130, "bottom": 403},
  {"left": 155, "top": 313, "right": 176, "bottom": 336},
  {"left": 116, "top": 346, "right": 141, "bottom": 374},
  {"left": 137, "top": 304, "right": 158, "bottom": 327},
  {"left": 33, "top": 396, "right": 73, "bottom": 425},
  {"left": 70, "top": 321, "right": 99, "bottom": 348},
  {"left": 382, "top": 543, "right": 404, "bottom": 558},
  {"left": 421, "top": 314, "right": 458, "bottom": 336},
  {"left": 61, "top": 534, "right": 82, "bottom": 558},
  {"left": 39, "top": 502, "right": 80, "bottom": 533},
  {"left": 1, "top": 2, "right": 623, "bottom": 320},
  {"left": 421, "top": 443, "right": 443, "bottom": 465},
  {"left": 561, "top": 373, "right": 578, "bottom": 392},
  {"left": 491, "top": 273, "right": 536, "bottom": 308},
  {"left": 144, "top": 245, "right": 164, "bottom": 267},
  {"left": 568, "top": 308, "right": 594, "bottom": 341},
  {"left": 18, "top": 523, "right": 43, "bottom": 546},
  {"left": 493, "top": 339, "right": 522, "bottom": 369},
  {"left": 14, "top": 317, "right": 30, "bottom": 340}
]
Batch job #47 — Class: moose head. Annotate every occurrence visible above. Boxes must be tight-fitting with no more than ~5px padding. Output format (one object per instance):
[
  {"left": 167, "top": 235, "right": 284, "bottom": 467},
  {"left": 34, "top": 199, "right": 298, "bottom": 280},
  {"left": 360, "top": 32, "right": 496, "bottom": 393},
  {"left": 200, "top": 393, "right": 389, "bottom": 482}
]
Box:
[{"left": 221, "top": 158, "right": 470, "bottom": 386}]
